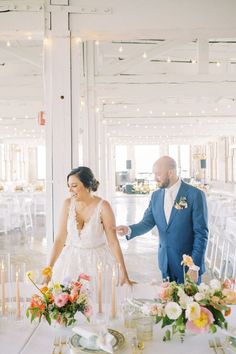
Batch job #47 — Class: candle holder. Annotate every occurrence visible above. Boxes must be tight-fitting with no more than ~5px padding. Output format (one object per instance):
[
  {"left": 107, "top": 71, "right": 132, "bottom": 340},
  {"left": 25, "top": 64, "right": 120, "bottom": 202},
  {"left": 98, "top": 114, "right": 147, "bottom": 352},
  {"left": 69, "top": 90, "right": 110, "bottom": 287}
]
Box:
[
  {"left": 136, "top": 316, "right": 153, "bottom": 342},
  {"left": 0, "top": 253, "right": 10, "bottom": 320},
  {"left": 10, "top": 262, "right": 26, "bottom": 321}
]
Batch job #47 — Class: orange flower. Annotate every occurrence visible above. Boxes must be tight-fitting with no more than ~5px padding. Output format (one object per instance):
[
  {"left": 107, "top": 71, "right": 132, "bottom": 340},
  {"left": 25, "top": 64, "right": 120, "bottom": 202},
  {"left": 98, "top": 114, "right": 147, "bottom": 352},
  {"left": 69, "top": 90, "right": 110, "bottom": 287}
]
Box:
[
  {"left": 225, "top": 307, "right": 231, "bottom": 317},
  {"left": 181, "top": 254, "right": 194, "bottom": 267},
  {"left": 69, "top": 294, "right": 78, "bottom": 303},
  {"left": 30, "top": 294, "right": 46, "bottom": 313},
  {"left": 40, "top": 286, "right": 49, "bottom": 294},
  {"left": 42, "top": 266, "right": 52, "bottom": 278}
]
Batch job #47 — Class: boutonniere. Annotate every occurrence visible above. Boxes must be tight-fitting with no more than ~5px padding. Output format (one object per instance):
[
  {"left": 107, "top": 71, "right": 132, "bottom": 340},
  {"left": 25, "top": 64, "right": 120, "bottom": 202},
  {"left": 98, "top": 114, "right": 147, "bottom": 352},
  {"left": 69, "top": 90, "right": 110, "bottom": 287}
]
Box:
[{"left": 174, "top": 197, "right": 188, "bottom": 210}]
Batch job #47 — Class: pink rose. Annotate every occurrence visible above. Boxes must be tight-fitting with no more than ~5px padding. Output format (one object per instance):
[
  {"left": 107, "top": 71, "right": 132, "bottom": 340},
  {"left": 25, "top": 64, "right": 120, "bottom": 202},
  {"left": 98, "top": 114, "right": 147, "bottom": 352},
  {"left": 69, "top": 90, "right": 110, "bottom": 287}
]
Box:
[
  {"left": 54, "top": 293, "right": 69, "bottom": 307},
  {"left": 159, "top": 288, "right": 169, "bottom": 302},
  {"left": 84, "top": 305, "right": 93, "bottom": 318},
  {"left": 161, "top": 282, "right": 170, "bottom": 288},
  {"left": 79, "top": 273, "right": 91, "bottom": 281}
]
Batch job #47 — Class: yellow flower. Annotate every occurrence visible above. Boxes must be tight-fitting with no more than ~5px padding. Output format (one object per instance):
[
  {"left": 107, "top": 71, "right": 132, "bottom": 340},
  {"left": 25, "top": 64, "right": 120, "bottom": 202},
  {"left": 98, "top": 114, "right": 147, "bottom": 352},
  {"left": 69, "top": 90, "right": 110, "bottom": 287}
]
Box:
[
  {"left": 42, "top": 266, "right": 52, "bottom": 278},
  {"left": 40, "top": 286, "right": 49, "bottom": 294},
  {"left": 181, "top": 254, "right": 194, "bottom": 267},
  {"left": 53, "top": 282, "right": 61, "bottom": 290},
  {"left": 26, "top": 271, "right": 34, "bottom": 280},
  {"left": 192, "top": 311, "right": 209, "bottom": 328}
]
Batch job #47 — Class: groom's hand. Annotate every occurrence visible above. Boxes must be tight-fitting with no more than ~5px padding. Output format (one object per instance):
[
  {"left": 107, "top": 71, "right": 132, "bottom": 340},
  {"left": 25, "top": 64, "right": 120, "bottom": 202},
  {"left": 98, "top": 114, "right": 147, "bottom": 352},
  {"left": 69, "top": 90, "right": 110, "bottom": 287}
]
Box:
[
  {"left": 187, "top": 269, "right": 198, "bottom": 283},
  {"left": 116, "top": 225, "right": 129, "bottom": 236}
]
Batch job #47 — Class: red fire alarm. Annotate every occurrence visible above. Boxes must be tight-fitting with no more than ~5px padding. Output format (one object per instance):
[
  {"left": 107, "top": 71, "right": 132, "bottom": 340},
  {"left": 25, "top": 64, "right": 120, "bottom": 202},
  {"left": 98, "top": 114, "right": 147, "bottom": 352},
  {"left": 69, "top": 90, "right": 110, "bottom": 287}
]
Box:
[{"left": 38, "top": 111, "right": 46, "bottom": 126}]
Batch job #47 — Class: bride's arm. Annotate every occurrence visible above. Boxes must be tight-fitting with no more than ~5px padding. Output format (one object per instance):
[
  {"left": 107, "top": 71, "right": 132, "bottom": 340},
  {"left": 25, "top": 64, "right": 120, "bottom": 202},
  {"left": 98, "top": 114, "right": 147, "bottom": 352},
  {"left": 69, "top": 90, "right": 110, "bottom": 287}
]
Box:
[
  {"left": 43, "top": 198, "right": 70, "bottom": 283},
  {"left": 101, "top": 201, "right": 134, "bottom": 286}
]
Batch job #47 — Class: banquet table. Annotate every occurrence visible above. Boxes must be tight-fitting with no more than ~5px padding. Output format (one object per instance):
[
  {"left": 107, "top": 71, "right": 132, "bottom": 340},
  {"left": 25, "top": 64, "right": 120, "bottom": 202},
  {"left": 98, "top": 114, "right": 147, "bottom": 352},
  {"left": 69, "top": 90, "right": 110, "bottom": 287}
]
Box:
[{"left": 1, "top": 283, "right": 236, "bottom": 354}]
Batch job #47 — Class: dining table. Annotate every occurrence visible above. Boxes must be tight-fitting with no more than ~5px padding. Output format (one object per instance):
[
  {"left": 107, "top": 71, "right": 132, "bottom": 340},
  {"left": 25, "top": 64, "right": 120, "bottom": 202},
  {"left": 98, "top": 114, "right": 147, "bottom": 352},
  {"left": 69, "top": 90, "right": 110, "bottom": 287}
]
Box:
[{"left": 1, "top": 283, "right": 235, "bottom": 354}]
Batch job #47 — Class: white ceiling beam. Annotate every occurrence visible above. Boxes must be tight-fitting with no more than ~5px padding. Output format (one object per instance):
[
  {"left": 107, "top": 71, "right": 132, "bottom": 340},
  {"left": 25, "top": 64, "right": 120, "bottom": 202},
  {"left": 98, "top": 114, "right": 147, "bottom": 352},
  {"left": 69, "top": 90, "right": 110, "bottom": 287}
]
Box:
[
  {"left": 95, "top": 74, "right": 236, "bottom": 84},
  {"left": 100, "top": 38, "right": 194, "bottom": 75}
]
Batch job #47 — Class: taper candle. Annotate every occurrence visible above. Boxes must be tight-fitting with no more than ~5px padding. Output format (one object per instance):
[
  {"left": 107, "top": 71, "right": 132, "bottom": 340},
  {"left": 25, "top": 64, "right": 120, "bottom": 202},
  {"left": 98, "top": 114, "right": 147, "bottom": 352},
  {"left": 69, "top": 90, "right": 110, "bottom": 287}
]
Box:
[
  {"left": 1, "top": 261, "right": 5, "bottom": 316},
  {"left": 111, "top": 266, "right": 116, "bottom": 319},
  {"left": 16, "top": 271, "right": 21, "bottom": 318},
  {"left": 97, "top": 262, "right": 102, "bottom": 313}
]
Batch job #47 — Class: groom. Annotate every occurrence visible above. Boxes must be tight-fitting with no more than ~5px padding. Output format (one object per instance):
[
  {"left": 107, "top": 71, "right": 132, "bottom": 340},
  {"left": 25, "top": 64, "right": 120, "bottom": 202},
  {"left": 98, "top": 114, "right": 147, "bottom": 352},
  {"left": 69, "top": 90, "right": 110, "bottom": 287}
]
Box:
[{"left": 117, "top": 156, "right": 208, "bottom": 284}]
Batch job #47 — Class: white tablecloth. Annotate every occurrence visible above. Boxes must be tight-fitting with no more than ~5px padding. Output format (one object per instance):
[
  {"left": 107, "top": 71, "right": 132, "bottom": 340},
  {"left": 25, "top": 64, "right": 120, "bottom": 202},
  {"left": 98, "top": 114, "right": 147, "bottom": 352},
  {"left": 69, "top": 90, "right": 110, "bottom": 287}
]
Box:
[{"left": 1, "top": 284, "right": 236, "bottom": 354}]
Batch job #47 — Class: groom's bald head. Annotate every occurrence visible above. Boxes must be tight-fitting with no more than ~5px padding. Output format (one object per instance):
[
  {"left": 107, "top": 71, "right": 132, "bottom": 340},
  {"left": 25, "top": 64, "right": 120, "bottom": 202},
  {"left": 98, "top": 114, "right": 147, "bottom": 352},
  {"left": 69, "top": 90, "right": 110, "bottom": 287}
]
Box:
[{"left": 153, "top": 156, "right": 178, "bottom": 188}]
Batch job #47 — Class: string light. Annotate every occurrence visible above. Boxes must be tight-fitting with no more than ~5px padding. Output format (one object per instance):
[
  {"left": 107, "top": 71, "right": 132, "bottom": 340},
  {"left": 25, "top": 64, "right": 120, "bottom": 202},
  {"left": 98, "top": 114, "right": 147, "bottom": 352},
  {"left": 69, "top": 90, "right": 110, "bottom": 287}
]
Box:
[{"left": 142, "top": 52, "right": 147, "bottom": 59}]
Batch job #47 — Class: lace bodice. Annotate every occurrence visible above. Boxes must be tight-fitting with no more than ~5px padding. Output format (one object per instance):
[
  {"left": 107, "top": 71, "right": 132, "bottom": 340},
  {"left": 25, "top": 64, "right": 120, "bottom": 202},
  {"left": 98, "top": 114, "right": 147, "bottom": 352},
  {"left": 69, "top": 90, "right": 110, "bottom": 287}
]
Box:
[{"left": 66, "top": 198, "right": 106, "bottom": 248}]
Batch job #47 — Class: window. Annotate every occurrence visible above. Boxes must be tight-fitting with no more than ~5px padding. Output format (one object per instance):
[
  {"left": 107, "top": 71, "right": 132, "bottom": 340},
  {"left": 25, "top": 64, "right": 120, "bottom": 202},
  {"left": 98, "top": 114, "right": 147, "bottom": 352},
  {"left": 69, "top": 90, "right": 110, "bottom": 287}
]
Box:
[
  {"left": 180, "top": 145, "right": 190, "bottom": 178},
  {"left": 115, "top": 145, "right": 127, "bottom": 171},
  {"left": 0, "top": 144, "right": 5, "bottom": 180},
  {"left": 135, "top": 145, "right": 160, "bottom": 177},
  {"left": 169, "top": 145, "right": 179, "bottom": 172}
]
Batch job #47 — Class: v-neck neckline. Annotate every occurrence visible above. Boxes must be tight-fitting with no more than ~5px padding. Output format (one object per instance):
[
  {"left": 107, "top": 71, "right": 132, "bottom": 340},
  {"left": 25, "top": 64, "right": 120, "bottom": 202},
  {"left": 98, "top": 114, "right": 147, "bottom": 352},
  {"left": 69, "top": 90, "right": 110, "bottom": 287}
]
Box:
[{"left": 74, "top": 199, "right": 102, "bottom": 233}]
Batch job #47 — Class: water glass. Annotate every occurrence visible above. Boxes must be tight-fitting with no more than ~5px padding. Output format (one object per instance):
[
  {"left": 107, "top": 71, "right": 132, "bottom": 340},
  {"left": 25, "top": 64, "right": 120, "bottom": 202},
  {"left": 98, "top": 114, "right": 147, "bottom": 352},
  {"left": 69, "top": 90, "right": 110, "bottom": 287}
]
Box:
[{"left": 136, "top": 316, "right": 153, "bottom": 341}]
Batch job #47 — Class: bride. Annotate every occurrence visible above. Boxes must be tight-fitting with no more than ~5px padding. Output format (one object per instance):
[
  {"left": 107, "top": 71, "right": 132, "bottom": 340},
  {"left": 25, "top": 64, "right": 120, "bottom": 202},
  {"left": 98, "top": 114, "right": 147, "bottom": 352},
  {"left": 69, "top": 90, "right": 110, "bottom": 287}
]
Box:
[{"left": 44, "top": 166, "right": 133, "bottom": 286}]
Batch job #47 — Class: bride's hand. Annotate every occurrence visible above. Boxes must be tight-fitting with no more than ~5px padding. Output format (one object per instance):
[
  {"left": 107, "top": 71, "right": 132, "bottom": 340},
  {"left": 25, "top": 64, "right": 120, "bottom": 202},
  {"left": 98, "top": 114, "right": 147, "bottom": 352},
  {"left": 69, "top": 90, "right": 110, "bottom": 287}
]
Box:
[
  {"left": 120, "top": 274, "right": 137, "bottom": 286},
  {"left": 42, "top": 274, "right": 51, "bottom": 285}
]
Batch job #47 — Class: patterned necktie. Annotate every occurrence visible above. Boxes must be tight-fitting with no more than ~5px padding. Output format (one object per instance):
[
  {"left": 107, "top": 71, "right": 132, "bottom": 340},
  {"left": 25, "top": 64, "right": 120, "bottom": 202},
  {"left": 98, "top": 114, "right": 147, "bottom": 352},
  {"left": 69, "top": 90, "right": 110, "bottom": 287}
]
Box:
[{"left": 164, "top": 189, "right": 173, "bottom": 223}]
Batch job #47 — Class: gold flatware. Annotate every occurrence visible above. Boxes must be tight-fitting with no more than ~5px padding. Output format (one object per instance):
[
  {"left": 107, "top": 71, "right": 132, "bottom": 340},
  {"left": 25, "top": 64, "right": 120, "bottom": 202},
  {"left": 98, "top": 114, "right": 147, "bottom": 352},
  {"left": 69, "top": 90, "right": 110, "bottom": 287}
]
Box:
[
  {"left": 59, "top": 336, "right": 67, "bottom": 354},
  {"left": 52, "top": 336, "right": 60, "bottom": 354},
  {"left": 215, "top": 337, "right": 226, "bottom": 354},
  {"left": 209, "top": 339, "right": 218, "bottom": 354}
]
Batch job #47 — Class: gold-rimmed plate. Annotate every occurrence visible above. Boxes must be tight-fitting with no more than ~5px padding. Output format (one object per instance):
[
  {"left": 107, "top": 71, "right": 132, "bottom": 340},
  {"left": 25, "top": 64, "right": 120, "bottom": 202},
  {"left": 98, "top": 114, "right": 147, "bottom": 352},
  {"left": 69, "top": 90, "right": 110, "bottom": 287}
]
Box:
[{"left": 69, "top": 328, "right": 125, "bottom": 353}]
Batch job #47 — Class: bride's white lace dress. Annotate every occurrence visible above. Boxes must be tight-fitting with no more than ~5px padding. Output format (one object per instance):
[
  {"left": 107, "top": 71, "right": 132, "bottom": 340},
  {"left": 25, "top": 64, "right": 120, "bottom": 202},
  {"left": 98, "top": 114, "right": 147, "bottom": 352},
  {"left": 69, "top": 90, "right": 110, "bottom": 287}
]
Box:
[{"left": 53, "top": 198, "right": 115, "bottom": 283}]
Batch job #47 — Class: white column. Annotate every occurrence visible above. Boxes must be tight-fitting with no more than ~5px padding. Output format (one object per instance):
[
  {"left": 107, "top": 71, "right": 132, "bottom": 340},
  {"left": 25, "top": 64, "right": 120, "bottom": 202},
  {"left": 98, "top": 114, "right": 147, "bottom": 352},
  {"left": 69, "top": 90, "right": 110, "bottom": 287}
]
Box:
[
  {"left": 107, "top": 139, "right": 116, "bottom": 199},
  {"left": 44, "top": 2, "right": 81, "bottom": 247},
  {"left": 83, "top": 41, "right": 99, "bottom": 176},
  {"left": 98, "top": 122, "right": 109, "bottom": 198}
]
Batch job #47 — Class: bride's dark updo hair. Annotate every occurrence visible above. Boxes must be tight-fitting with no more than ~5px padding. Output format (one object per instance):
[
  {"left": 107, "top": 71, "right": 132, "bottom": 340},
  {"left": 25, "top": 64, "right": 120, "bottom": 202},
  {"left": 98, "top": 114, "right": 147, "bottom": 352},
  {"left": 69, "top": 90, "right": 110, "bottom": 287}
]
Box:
[{"left": 67, "top": 166, "right": 100, "bottom": 192}]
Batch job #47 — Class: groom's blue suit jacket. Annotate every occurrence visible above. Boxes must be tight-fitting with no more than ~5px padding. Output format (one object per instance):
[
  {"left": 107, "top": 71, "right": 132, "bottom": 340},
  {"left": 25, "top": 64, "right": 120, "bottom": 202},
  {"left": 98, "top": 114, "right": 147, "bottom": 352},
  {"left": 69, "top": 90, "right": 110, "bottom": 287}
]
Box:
[{"left": 128, "top": 181, "right": 208, "bottom": 282}]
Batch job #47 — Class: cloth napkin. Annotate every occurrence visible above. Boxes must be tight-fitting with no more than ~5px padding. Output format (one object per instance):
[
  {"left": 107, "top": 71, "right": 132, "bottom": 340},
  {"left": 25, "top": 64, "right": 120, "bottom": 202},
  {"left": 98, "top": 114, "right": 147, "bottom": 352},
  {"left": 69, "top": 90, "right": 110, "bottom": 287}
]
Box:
[{"left": 72, "top": 324, "right": 114, "bottom": 353}]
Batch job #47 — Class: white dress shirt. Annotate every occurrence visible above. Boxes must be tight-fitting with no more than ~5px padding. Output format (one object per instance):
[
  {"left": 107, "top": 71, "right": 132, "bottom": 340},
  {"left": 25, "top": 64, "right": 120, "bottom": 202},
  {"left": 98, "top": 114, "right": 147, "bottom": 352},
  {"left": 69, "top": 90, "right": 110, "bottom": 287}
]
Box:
[{"left": 164, "top": 178, "right": 181, "bottom": 223}]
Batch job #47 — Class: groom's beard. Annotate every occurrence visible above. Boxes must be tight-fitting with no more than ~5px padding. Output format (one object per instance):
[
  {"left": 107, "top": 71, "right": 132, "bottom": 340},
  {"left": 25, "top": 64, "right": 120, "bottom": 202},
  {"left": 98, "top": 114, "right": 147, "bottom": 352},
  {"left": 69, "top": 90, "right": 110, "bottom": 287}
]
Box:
[{"left": 157, "top": 178, "right": 170, "bottom": 189}]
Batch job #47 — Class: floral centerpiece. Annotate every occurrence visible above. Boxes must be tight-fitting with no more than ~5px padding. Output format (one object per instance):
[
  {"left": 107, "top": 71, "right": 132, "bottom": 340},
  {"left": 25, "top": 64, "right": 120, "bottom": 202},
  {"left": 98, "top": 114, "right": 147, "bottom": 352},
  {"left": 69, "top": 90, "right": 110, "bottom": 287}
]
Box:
[
  {"left": 26, "top": 267, "right": 92, "bottom": 327},
  {"left": 143, "top": 256, "right": 236, "bottom": 341}
]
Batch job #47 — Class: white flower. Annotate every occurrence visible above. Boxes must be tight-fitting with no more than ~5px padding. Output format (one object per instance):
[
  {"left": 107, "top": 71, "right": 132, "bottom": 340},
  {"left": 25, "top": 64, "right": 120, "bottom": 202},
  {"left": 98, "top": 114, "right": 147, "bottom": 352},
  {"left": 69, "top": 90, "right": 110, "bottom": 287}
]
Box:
[
  {"left": 186, "top": 302, "right": 201, "bottom": 321},
  {"left": 194, "top": 292, "right": 205, "bottom": 302},
  {"left": 198, "top": 283, "right": 210, "bottom": 293},
  {"left": 210, "top": 279, "right": 221, "bottom": 291},
  {"left": 179, "top": 294, "right": 193, "bottom": 309},
  {"left": 165, "top": 302, "right": 182, "bottom": 320}
]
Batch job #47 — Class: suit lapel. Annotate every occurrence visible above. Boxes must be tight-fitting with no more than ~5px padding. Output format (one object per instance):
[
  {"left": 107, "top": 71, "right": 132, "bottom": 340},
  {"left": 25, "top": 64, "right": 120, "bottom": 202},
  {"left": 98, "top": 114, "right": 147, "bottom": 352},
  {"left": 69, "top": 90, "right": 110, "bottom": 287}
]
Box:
[
  {"left": 159, "top": 189, "right": 167, "bottom": 228},
  {"left": 167, "top": 181, "right": 188, "bottom": 229}
]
